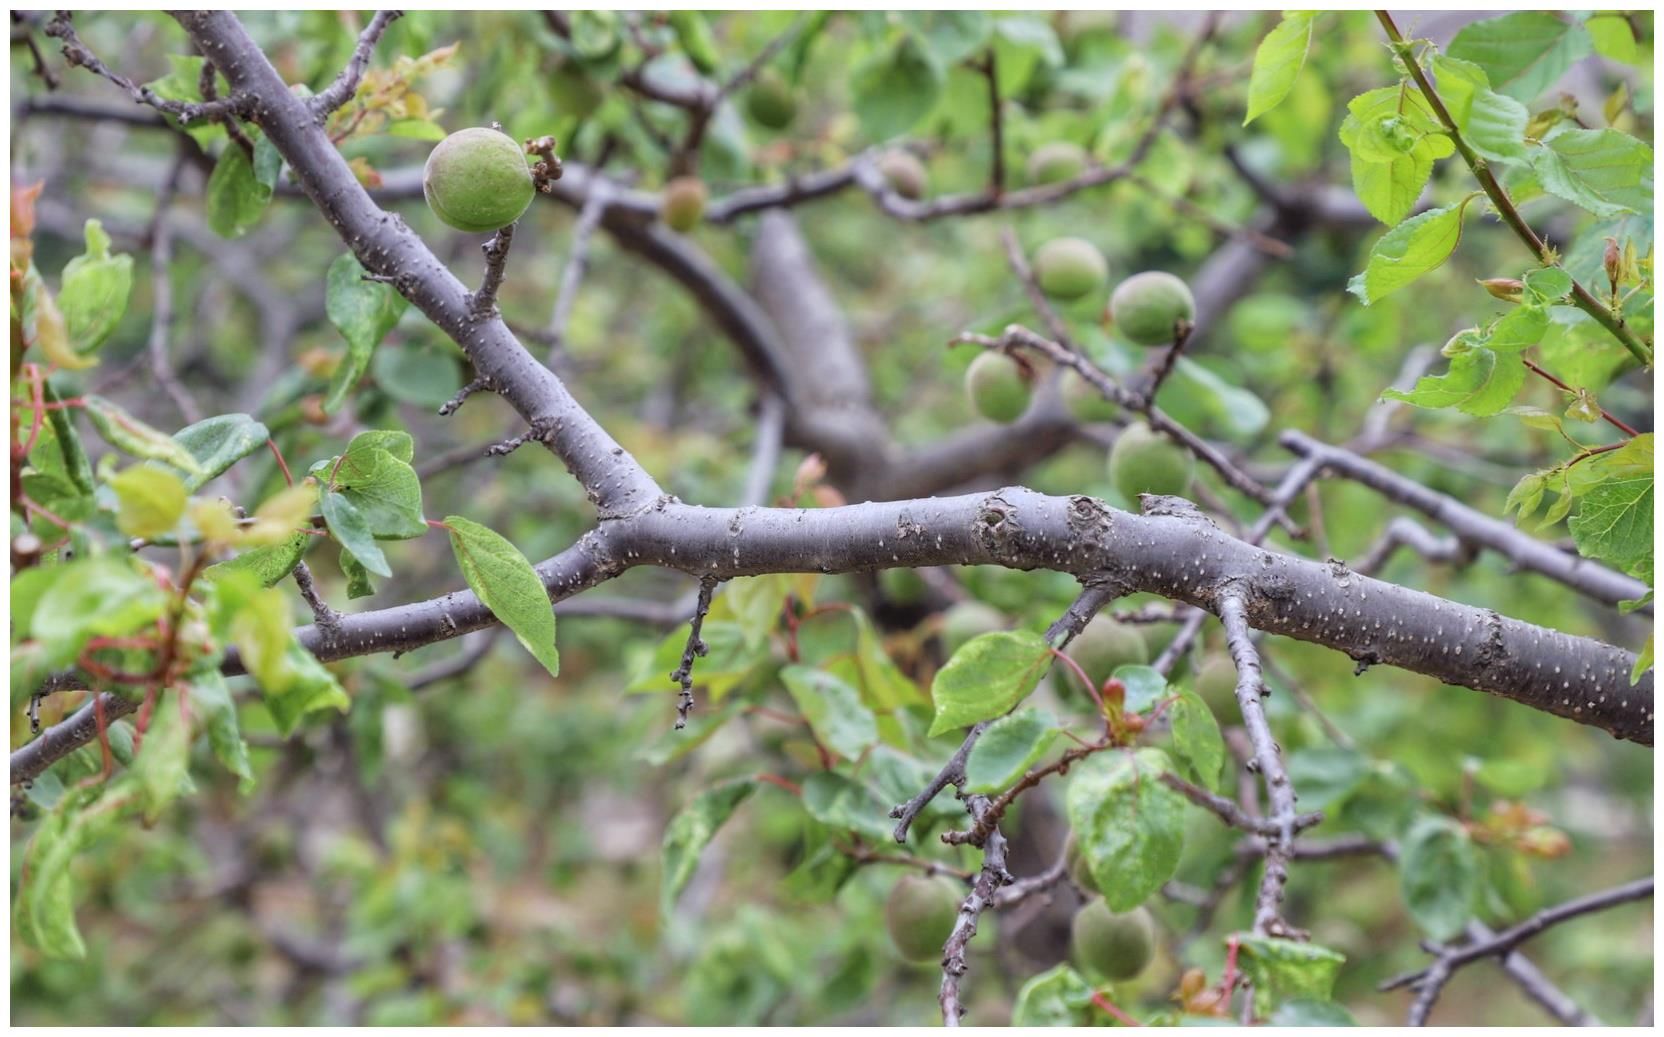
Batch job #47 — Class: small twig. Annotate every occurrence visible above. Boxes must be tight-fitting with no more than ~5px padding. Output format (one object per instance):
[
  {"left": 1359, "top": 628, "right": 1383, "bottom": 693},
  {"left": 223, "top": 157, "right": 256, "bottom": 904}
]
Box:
[
  {"left": 1521, "top": 357, "right": 1640, "bottom": 437},
  {"left": 943, "top": 737, "right": 1114, "bottom": 847},
  {"left": 14, "top": 14, "right": 60, "bottom": 90},
  {"left": 145, "top": 156, "right": 201, "bottom": 423},
  {"left": 1217, "top": 593, "right": 1299, "bottom": 937},
  {"left": 990, "top": 847, "right": 1070, "bottom": 908},
  {"left": 545, "top": 182, "right": 608, "bottom": 367},
  {"left": 1382, "top": 877, "right": 1652, "bottom": 1026},
  {"left": 1135, "top": 320, "right": 1194, "bottom": 405},
  {"left": 999, "top": 228, "right": 1074, "bottom": 351},
  {"left": 938, "top": 792, "right": 1013, "bottom": 1027},
  {"left": 982, "top": 50, "right": 1005, "bottom": 196},
  {"left": 469, "top": 223, "right": 514, "bottom": 320},
  {"left": 309, "top": 10, "right": 403, "bottom": 118},
  {"left": 1161, "top": 771, "right": 1322, "bottom": 837},
  {"left": 44, "top": 12, "right": 247, "bottom": 124},
  {"left": 436, "top": 376, "right": 488, "bottom": 417},
  {"left": 482, "top": 418, "right": 555, "bottom": 459},
  {"left": 669, "top": 576, "right": 721, "bottom": 729},
  {"left": 741, "top": 392, "right": 785, "bottom": 507},
  {"left": 1355, "top": 516, "right": 1472, "bottom": 576}
]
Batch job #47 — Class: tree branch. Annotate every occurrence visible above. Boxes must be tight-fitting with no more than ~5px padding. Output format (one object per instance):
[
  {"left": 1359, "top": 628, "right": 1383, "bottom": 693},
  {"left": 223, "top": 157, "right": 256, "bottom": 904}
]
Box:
[{"left": 308, "top": 10, "right": 403, "bottom": 117}]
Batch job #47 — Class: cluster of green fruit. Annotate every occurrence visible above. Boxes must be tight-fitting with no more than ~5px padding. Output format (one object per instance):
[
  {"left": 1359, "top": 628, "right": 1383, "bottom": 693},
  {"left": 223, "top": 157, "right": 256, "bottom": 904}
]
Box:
[
  {"left": 963, "top": 263, "right": 1194, "bottom": 422},
  {"left": 882, "top": 863, "right": 1157, "bottom": 985}
]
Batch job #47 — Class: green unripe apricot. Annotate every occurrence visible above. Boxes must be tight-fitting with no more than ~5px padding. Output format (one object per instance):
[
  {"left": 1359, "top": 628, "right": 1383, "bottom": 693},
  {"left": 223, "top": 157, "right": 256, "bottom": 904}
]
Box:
[
  {"left": 878, "top": 150, "right": 928, "bottom": 200},
  {"left": 1071, "top": 898, "right": 1156, "bottom": 982},
  {"left": 964, "top": 351, "right": 1033, "bottom": 424},
  {"left": 886, "top": 874, "right": 963, "bottom": 963},
  {"left": 1054, "top": 614, "right": 1148, "bottom": 697},
  {"left": 940, "top": 601, "right": 1007, "bottom": 656},
  {"left": 1108, "top": 423, "right": 1194, "bottom": 502},
  {"left": 1110, "top": 271, "right": 1196, "bottom": 347},
  {"left": 1062, "top": 369, "right": 1119, "bottom": 422},
  {"left": 662, "top": 176, "right": 708, "bottom": 233},
  {"left": 423, "top": 128, "right": 535, "bottom": 233},
  {"left": 746, "top": 69, "right": 797, "bottom": 129},
  {"left": 1026, "top": 141, "right": 1088, "bottom": 186},
  {"left": 1193, "top": 655, "right": 1239, "bottom": 717},
  {"left": 1033, "top": 238, "right": 1109, "bottom": 301}
]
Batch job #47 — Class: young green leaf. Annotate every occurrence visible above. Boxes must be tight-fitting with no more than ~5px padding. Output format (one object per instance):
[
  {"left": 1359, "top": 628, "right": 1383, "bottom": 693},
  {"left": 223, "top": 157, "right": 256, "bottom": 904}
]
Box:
[
  {"left": 186, "top": 667, "right": 255, "bottom": 791},
  {"left": 340, "top": 547, "right": 376, "bottom": 599},
  {"left": 1116, "top": 664, "right": 1168, "bottom": 714},
  {"left": 780, "top": 665, "right": 880, "bottom": 761},
  {"left": 1066, "top": 747, "right": 1187, "bottom": 911},
  {"left": 1337, "top": 88, "right": 1453, "bottom": 226},
  {"left": 1430, "top": 56, "right": 1528, "bottom": 162},
  {"left": 445, "top": 515, "right": 559, "bottom": 677},
  {"left": 333, "top": 444, "right": 426, "bottom": 539},
  {"left": 1244, "top": 12, "right": 1315, "bottom": 125},
  {"left": 1011, "top": 964, "right": 1099, "bottom": 1027},
  {"left": 660, "top": 778, "right": 755, "bottom": 917},
  {"left": 57, "top": 218, "right": 133, "bottom": 356},
  {"left": 1447, "top": 12, "right": 1592, "bottom": 102},
  {"left": 323, "top": 253, "right": 410, "bottom": 413},
  {"left": 852, "top": 33, "right": 943, "bottom": 141},
  {"left": 1529, "top": 128, "right": 1653, "bottom": 219},
  {"left": 1168, "top": 689, "right": 1224, "bottom": 789},
  {"left": 1348, "top": 203, "right": 1465, "bottom": 305},
  {"left": 1398, "top": 814, "right": 1480, "bottom": 941},
  {"left": 1381, "top": 347, "right": 1526, "bottom": 417},
  {"left": 109, "top": 465, "right": 188, "bottom": 539},
  {"left": 799, "top": 771, "right": 892, "bottom": 843},
  {"left": 1567, "top": 437, "right": 1653, "bottom": 581},
  {"left": 82, "top": 395, "right": 206, "bottom": 476},
  {"left": 131, "top": 693, "right": 191, "bottom": 822},
  {"left": 321, "top": 489, "right": 392, "bottom": 578},
  {"left": 169, "top": 413, "right": 271, "bottom": 490},
  {"left": 31, "top": 556, "right": 167, "bottom": 668},
  {"left": 962, "top": 707, "right": 1059, "bottom": 793},
  {"left": 1235, "top": 934, "right": 1347, "bottom": 1017},
  {"left": 203, "top": 530, "right": 313, "bottom": 588},
  {"left": 928, "top": 629, "right": 1052, "bottom": 736},
  {"left": 205, "top": 141, "right": 275, "bottom": 238}
]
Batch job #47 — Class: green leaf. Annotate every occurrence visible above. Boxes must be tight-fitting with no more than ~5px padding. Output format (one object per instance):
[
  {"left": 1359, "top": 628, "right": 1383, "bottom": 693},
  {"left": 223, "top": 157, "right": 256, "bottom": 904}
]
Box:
[
  {"left": 186, "top": 667, "right": 254, "bottom": 791},
  {"left": 57, "top": 219, "right": 133, "bottom": 356},
  {"left": 667, "top": 10, "right": 720, "bottom": 73},
  {"left": 1485, "top": 303, "right": 1549, "bottom": 353},
  {"left": 1286, "top": 746, "right": 1369, "bottom": 811},
  {"left": 445, "top": 515, "right": 559, "bottom": 678},
  {"left": 346, "top": 428, "right": 415, "bottom": 465},
  {"left": 1631, "top": 633, "right": 1653, "bottom": 685},
  {"left": 323, "top": 253, "right": 410, "bottom": 413},
  {"left": 1115, "top": 664, "right": 1168, "bottom": 714},
  {"left": 963, "top": 708, "right": 1059, "bottom": 793},
  {"left": 1270, "top": 999, "right": 1357, "bottom": 1026},
  {"left": 1338, "top": 88, "right": 1452, "bottom": 226},
  {"left": 31, "top": 556, "right": 167, "bottom": 669},
  {"left": 169, "top": 413, "right": 270, "bottom": 490},
  {"left": 989, "top": 16, "right": 1063, "bottom": 98},
  {"left": 726, "top": 574, "right": 790, "bottom": 649},
  {"left": 1168, "top": 690, "right": 1224, "bottom": 789},
  {"left": 1011, "top": 963, "right": 1102, "bottom": 1027},
  {"left": 1430, "top": 56, "right": 1528, "bottom": 162},
  {"left": 1244, "top": 12, "right": 1315, "bottom": 125},
  {"left": 1568, "top": 436, "right": 1653, "bottom": 580},
  {"left": 780, "top": 665, "right": 879, "bottom": 761},
  {"left": 1349, "top": 204, "right": 1466, "bottom": 305},
  {"left": 204, "top": 530, "right": 313, "bottom": 588},
  {"left": 109, "top": 465, "right": 187, "bottom": 539},
  {"left": 371, "top": 340, "right": 463, "bottom": 409},
  {"left": 851, "top": 608, "right": 925, "bottom": 709},
  {"left": 852, "top": 33, "right": 942, "bottom": 141},
  {"left": 263, "top": 644, "right": 350, "bottom": 735},
  {"left": 899, "top": 11, "right": 991, "bottom": 66},
  {"left": 1235, "top": 935, "right": 1347, "bottom": 1017},
  {"left": 1523, "top": 266, "right": 1573, "bottom": 302},
  {"left": 15, "top": 783, "right": 127, "bottom": 959},
  {"left": 1399, "top": 814, "right": 1480, "bottom": 941},
  {"left": 131, "top": 693, "right": 191, "bottom": 821},
  {"left": 1530, "top": 128, "right": 1653, "bottom": 219},
  {"left": 340, "top": 547, "right": 376, "bottom": 599},
  {"left": 39, "top": 380, "right": 95, "bottom": 494},
  {"left": 321, "top": 489, "right": 391, "bottom": 578},
  {"left": 334, "top": 444, "right": 425, "bottom": 539},
  {"left": 205, "top": 142, "right": 274, "bottom": 238},
  {"left": 82, "top": 395, "right": 205, "bottom": 475},
  {"left": 1586, "top": 14, "right": 1638, "bottom": 65},
  {"left": 1380, "top": 347, "right": 1526, "bottom": 417},
  {"left": 1447, "top": 12, "right": 1592, "bottom": 102},
  {"left": 1066, "top": 748, "right": 1187, "bottom": 911},
  {"left": 928, "top": 629, "right": 1052, "bottom": 736},
  {"left": 800, "top": 770, "right": 892, "bottom": 843},
  {"left": 661, "top": 778, "right": 756, "bottom": 917}
]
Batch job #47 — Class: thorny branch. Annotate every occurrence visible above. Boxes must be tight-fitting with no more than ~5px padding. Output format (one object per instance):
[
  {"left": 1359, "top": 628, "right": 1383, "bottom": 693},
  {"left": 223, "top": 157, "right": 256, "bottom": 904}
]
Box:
[{"left": 310, "top": 10, "right": 403, "bottom": 117}]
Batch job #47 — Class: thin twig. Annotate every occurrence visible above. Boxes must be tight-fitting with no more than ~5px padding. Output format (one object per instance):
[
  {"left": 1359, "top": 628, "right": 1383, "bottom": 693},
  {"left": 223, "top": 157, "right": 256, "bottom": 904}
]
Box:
[
  {"left": 669, "top": 576, "right": 721, "bottom": 729},
  {"left": 309, "top": 10, "right": 403, "bottom": 117},
  {"left": 469, "top": 223, "right": 514, "bottom": 320},
  {"left": 545, "top": 182, "right": 609, "bottom": 367}
]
